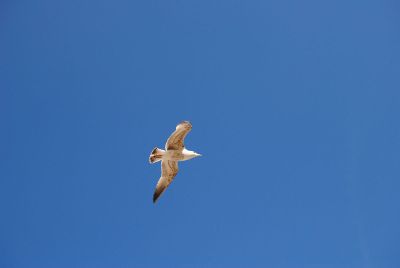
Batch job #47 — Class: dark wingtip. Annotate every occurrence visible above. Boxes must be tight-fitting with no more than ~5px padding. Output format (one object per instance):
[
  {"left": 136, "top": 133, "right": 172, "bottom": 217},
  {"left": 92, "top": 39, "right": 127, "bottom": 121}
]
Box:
[
  {"left": 153, "top": 189, "right": 162, "bottom": 203},
  {"left": 153, "top": 194, "right": 159, "bottom": 203}
]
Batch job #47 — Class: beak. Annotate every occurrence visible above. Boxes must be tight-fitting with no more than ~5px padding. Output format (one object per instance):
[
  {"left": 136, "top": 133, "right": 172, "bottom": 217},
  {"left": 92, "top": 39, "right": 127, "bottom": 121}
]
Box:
[{"left": 196, "top": 153, "right": 202, "bottom": 157}]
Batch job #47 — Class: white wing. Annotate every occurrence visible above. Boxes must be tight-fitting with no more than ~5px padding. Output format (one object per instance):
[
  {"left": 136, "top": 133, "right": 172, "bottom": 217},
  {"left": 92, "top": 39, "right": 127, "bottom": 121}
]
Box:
[
  {"left": 153, "top": 160, "right": 179, "bottom": 203},
  {"left": 165, "top": 121, "right": 192, "bottom": 150}
]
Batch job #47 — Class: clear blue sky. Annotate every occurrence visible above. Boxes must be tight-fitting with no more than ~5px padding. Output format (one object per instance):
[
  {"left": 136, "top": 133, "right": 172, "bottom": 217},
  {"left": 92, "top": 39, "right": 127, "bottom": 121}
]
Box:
[{"left": 1, "top": 0, "right": 399, "bottom": 267}]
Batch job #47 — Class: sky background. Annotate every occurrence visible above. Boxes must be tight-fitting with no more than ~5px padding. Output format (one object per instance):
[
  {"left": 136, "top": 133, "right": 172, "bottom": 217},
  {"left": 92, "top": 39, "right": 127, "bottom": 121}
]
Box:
[{"left": 1, "top": 0, "right": 400, "bottom": 267}]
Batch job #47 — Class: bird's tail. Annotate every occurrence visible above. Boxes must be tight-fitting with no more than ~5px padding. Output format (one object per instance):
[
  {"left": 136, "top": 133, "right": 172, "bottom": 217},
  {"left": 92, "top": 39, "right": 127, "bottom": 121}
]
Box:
[{"left": 149, "top": 147, "right": 164, "bottom": 163}]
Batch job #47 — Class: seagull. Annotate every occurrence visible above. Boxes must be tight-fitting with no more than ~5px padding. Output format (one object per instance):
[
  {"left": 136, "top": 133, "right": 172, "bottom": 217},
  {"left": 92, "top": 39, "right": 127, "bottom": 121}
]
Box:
[{"left": 149, "top": 121, "right": 201, "bottom": 203}]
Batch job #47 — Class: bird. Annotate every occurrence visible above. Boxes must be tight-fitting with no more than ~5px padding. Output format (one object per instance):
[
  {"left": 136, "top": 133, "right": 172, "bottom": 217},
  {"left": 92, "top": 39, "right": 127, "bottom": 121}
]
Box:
[{"left": 149, "top": 121, "right": 201, "bottom": 203}]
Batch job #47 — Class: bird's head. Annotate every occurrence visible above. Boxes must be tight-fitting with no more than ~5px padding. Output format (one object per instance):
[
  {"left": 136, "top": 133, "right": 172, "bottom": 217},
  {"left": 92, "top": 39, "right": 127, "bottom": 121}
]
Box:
[{"left": 185, "top": 150, "right": 202, "bottom": 160}]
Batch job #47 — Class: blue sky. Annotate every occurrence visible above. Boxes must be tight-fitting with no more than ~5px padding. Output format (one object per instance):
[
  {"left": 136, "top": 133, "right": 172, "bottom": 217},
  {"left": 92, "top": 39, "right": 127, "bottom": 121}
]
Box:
[{"left": 1, "top": 0, "right": 400, "bottom": 267}]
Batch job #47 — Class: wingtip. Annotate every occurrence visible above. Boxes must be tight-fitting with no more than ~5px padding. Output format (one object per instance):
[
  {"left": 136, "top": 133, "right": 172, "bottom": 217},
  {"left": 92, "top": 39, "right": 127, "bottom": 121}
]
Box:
[
  {"left": 179, "top": 120, "right": 192, "bottom": 128},
  {"left": 153, "top": 193, "right": 160, "bottom": 203}
]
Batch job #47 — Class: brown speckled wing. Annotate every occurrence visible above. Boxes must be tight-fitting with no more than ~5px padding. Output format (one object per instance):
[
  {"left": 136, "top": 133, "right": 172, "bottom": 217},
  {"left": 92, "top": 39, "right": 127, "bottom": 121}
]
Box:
[
  {"left": 153, "top": 161, "right": 179, "bottom": 203},
  {"left": 165, "top": 121, "right": 192, "bottom": 150}
]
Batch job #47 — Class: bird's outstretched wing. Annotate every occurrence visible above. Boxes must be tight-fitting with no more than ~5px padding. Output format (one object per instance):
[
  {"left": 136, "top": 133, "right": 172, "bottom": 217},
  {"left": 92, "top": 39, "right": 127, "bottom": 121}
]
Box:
[
  {"left": 153, "top": 160, "right": 179, "bottom": 203},
  {"left": 165, "top": 121, "right": 192, "bottom": 150}
]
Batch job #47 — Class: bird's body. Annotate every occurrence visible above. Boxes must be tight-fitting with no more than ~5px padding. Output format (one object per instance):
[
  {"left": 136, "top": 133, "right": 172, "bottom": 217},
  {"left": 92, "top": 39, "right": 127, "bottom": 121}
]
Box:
[
  {"left": 149, "top": 121, "right": 201, "bottom": 203},
  {"left": 152, "top": 148, "right": 199, "bottom": 162}
]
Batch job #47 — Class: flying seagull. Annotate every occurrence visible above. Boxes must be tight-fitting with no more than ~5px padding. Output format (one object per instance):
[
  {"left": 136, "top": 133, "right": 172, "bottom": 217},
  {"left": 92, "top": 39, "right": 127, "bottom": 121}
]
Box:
[{"left": 149, "top": 121, "right": 201, "bottom": 203}]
